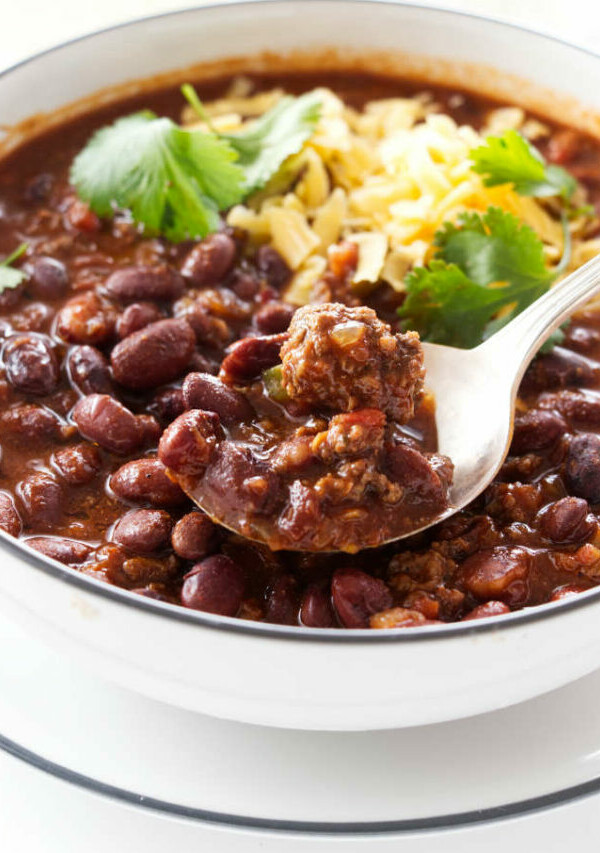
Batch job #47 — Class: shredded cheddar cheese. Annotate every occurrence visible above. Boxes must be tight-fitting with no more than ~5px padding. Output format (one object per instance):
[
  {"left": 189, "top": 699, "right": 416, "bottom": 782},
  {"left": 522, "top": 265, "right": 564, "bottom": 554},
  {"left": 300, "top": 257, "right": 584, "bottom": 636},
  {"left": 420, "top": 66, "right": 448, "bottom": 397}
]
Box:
[{"left": 182, "top": 82, "right": 600, "bottom": 305}]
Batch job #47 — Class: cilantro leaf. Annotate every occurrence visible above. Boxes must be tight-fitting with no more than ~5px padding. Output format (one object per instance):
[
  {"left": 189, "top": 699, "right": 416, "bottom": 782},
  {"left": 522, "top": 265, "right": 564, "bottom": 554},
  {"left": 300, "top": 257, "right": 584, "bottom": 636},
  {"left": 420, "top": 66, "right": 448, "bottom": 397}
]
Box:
[
  {"left": 0, "top": 243, "right": 28, "bottom": 292},
  {"left": 70, "top": 111, "right": 245, "bottom": 242},
  {"left": 398, "top": 261, "right": 509, "bottom": 348},
  {"left": 470, "top": 129, "right": 577, "bottom": 200},
  {"left": 399, "top": 207, "right": 555, "bottom": 347},
  {"left": 222, "top": 92, "right": 322, "bottom": 193},
  {"left": 435, "top": 207, "right": 552, "bottom": 297}
]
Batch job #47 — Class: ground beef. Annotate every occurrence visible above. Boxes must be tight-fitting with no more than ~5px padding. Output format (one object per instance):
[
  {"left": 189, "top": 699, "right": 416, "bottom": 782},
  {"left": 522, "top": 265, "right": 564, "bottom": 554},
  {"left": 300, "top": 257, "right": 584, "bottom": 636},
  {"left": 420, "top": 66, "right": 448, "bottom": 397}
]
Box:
[
  {"left": 280, "top": 303, "right": 424, "bottom": 422},
  {"left": 313, "top": 409, "right": 386, "bottom": 461}
]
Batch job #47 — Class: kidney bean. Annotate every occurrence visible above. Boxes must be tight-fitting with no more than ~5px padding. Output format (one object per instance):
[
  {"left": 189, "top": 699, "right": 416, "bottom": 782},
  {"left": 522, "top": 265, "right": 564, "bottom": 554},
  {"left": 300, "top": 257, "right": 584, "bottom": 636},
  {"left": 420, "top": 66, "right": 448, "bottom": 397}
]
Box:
[
  {"left": 173, "top": 296, "right": 232, "bottom": 348},
  {"left": 148, "top": 387, "right": 185, "bottom": 425},
  {"left": 511, "top": 408, "right": 567, "bottom": 454},
  {"left": 461, "top": 601, "right": 511, "bottom": 621},
  {"left": 72, "top": 394, "right": 155, "bottom": 455},
  {"left": 49, "top": 388, "right": 79, "bottom": 418},
  {"left": 27, "top": 536, "right": 91, "bottom": 565},
  {"left": 110, "top": 458, "right": 187, "bottom": 507},
  {"left": 256, "top": 246, "right": 291, "bottom": 289},
  {"left": 138, "top": 414, "right": 162, "bottom": 447},
  {"left": 56, "top": 292, "right": 116, "bottom": 345},
  {"left": 331, "top": 568, "right": 393, "bottom": 628},
  {"left": 16, "top": 472, "right": 63, "bottom": 529},
  {"left": 0, "top": 492, "right": 22, "bottom": 537},
  {"left": 255, "top": 301, "right": 295, "bottom": 334},
  {"left": 181, "top": 233, "right": 236, "bottom": 286},
  {"left": 52, "top": 443, "right": 102, "bottom": 485},
  {"left": 0, "top": 404, "right": 61, "bottom": 442},
  {"left": 181, "top": 554, "right": 244, "bottom": 616},
  {"left": 538, "top": 390, "right": 600, "bottom": 427},
  {"left": 230, "top": 268, "right": 260, "bottom": 300},
  {"left": 112, "top": 508, "right": 172, "bottom": 554},
  {"left": 459, "top": 546, "right": 531, "bottom": 605},
  {"left": 171, "top": 512, "right": 215, "bottom": 560},
  {"left": 386, "top": 443, "right": 449, "bottom": 503},
  {"left": 300, "top": 584, "right": 336, "bottom": 627},
  {"left": 523, "top": 348, "right": 598, "bottom": 393},
  {"left": 219, "top": 333, "right": 287, "bottom": 384},
  {"left": 111, "top": 318, "right": 195, "bottom": 389},
  {"left": 116, "top": 302, "right": 164, "bottom": 339},
  {"left": 3, "top": 334, "right": 59, "bottom": 396},
  {"left": 188, "top": 350, "right": 220, "bottom": 376},
  {"left": 203, "top": 441, "right": 280, "bottom": 514},
  {"left": 182, "top": 373, "right": 253, "bottom": 424},
  {"left": 105, "top": 264, "right": 184, "bottom": 303},
  {"left": 158, "top": 410, "right": 221, "bottom": 476},
  {"left": 565, "top": 433, "right": 600, "bottom": 503},
  {"left": 265, "top": 575, "right": 299, "bottom": 625},
  {"left": 538, "top": 496, "right": 595, "bottom": 543},
  {"left": 29, "top": 257, "right": 69, "bottom": 299},
  {"left": 67, "top": 345, "right": 113, "bottom": 396}
]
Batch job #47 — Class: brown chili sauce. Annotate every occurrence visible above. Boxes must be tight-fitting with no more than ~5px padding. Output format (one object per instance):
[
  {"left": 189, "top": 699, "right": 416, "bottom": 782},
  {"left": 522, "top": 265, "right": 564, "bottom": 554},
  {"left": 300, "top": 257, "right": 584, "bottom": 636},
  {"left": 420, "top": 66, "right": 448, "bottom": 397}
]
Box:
[{"left": 0, "top": 71, "right": 598, "bottom": 627}]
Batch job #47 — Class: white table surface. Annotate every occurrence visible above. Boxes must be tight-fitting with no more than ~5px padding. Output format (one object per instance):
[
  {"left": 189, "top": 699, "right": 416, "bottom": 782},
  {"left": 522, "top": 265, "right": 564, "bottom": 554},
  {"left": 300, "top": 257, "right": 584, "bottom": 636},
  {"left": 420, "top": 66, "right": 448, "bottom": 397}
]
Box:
[{"left": 1, "top": 1, "right": 600, "bottom": 851}]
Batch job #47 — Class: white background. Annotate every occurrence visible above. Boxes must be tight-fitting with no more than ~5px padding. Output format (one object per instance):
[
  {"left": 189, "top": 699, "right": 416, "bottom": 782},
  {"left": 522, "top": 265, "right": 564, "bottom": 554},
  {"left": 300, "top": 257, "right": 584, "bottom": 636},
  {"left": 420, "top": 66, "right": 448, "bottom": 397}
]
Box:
[
  {"left": 1, "top": 1, "right": 600, "bottom": 851},
  {"left": 1, "top": 0, "right": 600, "bottom": 65}
]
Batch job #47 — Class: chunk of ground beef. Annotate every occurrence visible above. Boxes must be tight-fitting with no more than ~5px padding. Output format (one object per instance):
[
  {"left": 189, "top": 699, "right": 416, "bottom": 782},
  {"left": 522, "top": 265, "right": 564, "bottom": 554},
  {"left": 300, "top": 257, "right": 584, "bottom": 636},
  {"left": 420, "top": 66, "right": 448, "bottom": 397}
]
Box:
[
  {"left": 312, "top": 409, "right": 386, "bottom": 461},
  {"left": 280, "top": 303, "right": 424, "bottom": 422},
  {"left": 314, "top": 458, "right": 404, "bottom": 505}
]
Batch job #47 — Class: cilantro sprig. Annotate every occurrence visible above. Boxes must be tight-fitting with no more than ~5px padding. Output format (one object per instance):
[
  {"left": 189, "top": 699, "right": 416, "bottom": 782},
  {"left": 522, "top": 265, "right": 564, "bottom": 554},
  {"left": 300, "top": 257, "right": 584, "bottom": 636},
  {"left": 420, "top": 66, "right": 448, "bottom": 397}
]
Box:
[
  {"left": 0, "top": 243, "right": 28, "bottom": 292},
  {"left": 398, "top": 208, "right": 556, "bottom": 348},
  {"left": 399, "top": 129, "right": 587, "bottom": 349},
  {"left": 70, "top": 89, "right": 321, "bottom": 242},
  {"left": 470, "top": 129, "right": 577, "bottom": 201}
]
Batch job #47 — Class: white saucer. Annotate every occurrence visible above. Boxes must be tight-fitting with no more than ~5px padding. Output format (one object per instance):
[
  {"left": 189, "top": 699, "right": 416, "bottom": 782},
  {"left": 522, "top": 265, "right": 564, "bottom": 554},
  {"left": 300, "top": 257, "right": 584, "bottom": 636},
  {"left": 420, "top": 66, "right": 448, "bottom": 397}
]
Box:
[{"left": 3, "top": 609, "right": 600, "bottom": 851}]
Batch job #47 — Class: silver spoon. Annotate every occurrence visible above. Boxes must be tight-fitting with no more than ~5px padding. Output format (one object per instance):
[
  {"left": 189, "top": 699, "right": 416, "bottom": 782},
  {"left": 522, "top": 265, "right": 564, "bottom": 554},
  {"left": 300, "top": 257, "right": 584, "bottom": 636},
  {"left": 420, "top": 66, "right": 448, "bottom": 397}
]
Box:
[
  {"left": 423, "top": 252, "right": 600, "bottom": 536},
  {"left": 169, "top": 254, "right": 600, "bottom": 550}
]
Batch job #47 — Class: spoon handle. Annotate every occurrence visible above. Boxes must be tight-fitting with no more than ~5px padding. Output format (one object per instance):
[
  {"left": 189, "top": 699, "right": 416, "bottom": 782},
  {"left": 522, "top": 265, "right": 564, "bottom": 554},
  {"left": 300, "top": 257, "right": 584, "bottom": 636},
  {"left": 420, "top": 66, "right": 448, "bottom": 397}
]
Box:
[{"left": 478, "top": 253, "right": 600, "bottom": 378}]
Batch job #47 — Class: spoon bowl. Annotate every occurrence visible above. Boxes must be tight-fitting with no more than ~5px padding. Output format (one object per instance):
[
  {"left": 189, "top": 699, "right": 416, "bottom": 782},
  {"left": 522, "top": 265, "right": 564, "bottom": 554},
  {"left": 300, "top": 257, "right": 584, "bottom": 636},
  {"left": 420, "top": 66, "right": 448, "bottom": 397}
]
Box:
[{"left": 177, "top": 254, "right": 600, "bottom": 550}]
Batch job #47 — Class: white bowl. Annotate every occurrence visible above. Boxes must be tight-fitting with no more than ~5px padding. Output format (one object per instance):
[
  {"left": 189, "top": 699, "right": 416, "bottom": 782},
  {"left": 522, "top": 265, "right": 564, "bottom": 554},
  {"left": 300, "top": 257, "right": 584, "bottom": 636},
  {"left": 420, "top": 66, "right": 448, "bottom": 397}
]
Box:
[{"left": 1, "top": 0, "right": 600, "bottom": 731}]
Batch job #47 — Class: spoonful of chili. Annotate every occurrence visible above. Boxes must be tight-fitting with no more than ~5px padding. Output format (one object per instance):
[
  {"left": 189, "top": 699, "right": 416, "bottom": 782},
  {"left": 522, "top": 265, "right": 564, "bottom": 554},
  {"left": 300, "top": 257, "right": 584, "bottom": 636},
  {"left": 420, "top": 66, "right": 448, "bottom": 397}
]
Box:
[{"left": 158, "top": 254, "right": 600, "bottom": 552}]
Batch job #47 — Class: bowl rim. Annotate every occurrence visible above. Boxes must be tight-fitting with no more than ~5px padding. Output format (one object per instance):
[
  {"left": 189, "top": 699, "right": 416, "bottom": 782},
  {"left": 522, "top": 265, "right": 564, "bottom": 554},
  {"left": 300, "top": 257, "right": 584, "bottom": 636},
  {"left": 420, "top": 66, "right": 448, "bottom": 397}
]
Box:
[{"left": 2, "top": 0, "right": 600, "bottom": 643}]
